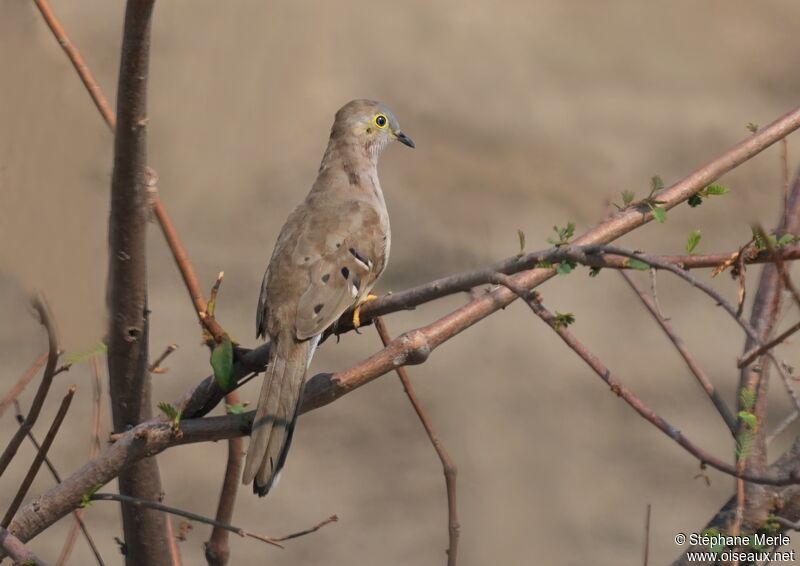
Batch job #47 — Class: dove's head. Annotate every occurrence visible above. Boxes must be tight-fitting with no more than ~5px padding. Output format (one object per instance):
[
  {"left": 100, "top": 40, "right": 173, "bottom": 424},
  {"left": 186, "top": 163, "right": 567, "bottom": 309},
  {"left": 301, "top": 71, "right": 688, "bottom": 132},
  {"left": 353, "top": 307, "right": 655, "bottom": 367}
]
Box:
[{"left": 329, "top": 99, "right": 415, "bottom": 159}]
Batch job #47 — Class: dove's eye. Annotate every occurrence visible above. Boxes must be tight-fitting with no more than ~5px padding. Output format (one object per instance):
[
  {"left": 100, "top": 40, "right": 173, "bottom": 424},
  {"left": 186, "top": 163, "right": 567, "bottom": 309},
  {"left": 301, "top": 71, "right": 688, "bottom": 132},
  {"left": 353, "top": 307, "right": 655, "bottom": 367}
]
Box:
[{"left": 374, "top": 114, "right": 388, "bottom": 128}]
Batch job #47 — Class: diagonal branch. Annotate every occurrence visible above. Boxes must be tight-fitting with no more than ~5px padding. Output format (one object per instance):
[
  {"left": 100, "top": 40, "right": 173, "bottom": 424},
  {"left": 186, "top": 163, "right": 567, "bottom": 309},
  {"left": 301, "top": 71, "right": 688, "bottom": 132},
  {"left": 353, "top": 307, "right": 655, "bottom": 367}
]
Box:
[
  {"left": 0, "top": 527, "right": 46, "bottom": 566},
  {"left": 89, "top": 493, "right": 283, "bottom": 549},
  {"left": 0, "top": 297, "right": 60, "bottom": 478},
  {"left": 488, "top": 273, "right": 782, "bottom": 485},
  {"left": 2, "top": 387, "right": 76, "bottom": 528},
  {"left": 619, "top": 271, "right": 738, "bottom": 435}
]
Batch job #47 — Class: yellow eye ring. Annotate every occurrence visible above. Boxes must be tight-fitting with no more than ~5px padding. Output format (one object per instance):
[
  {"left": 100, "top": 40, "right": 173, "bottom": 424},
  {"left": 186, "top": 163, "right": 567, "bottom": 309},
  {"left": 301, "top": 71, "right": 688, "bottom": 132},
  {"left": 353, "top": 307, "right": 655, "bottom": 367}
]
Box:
[{"left": 374, "top": 114, "right": 388, "bottom": 129}]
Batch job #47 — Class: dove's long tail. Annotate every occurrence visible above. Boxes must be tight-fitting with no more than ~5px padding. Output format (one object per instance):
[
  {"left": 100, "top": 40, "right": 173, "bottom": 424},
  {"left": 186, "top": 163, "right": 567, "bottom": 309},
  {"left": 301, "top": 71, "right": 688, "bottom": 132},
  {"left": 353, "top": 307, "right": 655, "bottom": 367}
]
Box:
[{"left": 242, "top": 335, "right": 316, "bottom": 496}]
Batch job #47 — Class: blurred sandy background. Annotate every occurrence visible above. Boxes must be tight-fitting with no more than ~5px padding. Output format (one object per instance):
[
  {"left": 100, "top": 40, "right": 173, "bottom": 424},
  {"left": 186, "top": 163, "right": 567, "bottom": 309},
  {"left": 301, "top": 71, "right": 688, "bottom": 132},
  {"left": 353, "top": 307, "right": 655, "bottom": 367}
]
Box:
[{"left": 2, "top": 0, "right": 800, "bottom": 564}]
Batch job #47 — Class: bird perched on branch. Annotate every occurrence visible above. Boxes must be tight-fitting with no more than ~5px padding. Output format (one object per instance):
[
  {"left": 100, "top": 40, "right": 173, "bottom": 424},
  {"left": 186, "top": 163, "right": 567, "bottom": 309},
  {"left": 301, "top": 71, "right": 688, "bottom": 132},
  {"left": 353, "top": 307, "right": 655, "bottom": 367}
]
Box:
[{"left": 242, "top": 99, "right": 415, "bottom": 496}]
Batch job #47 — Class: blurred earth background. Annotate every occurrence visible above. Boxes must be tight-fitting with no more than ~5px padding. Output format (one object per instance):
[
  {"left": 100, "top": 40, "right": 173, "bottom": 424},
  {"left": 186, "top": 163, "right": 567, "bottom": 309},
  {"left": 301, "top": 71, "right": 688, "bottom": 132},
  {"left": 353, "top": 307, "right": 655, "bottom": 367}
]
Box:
[{"left": 2, "top": 1, "right": 800, "bottom": 564}]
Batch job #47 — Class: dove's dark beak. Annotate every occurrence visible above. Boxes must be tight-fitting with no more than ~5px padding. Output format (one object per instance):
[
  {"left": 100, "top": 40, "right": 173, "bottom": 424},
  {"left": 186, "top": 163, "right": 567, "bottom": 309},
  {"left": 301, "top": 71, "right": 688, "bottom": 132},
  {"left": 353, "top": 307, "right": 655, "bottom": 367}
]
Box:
[{"left": 395, "top": 130, "right": 415, "bottom": 148}]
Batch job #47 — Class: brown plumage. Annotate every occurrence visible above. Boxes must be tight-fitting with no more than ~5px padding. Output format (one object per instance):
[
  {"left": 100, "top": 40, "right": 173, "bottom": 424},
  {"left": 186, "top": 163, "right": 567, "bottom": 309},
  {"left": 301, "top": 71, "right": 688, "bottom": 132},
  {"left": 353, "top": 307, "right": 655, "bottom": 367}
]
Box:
[{"left": 242, "top": 99, "right": 414, "bottom": 496}]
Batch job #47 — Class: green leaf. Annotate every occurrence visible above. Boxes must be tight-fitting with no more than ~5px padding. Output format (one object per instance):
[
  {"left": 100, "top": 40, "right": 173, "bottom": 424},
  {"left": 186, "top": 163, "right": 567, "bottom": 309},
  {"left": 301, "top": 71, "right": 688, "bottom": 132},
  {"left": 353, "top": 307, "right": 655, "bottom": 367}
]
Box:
[
  {"left": 157, "top": 402, "right": 182, "bottom": 429},
  {"left": 738, "top": 410, "right": 757, "bottom": 429},
  {"left": 64, "top": 341, "right": 107, "bottom": 364},
  {"left": 556, "top": 260, "right": 576, "bottom": 276},
  {"left": 650, "top": 205, "right": 667, "bottom": 223},
  {"left": 553, "top": 312, "right": 575, "bottom": 330},
  {"left": 211, "top": 334, "right": 235, "bottom": 391},
  {"left": 627, "top": 258, "right": 650, "bottom": 271},
  {"left": 687, "top": 194, "right": 703, "bottom": 208},
  {"left": 622, "top": 190, "right": 635, "bottom": 206},
  {"left": 158, "top": 402, "right": 178, "bottom": 421},
  {"left": 225, "top": 402, "right": 248, "bottom": 415},
  {"left": 737, "top": 428, "right": 754, "bottom": 460},
  {"left": 517, "top": 229, "right": 526, "bottom": 257},
  {"left": 704, "top": 183, "right": 728, "bottom": 196},
  {"left": 686, "top": 230, "right": 702, "bottom": 254},
  {"left": 746, "top": 122, "right": 759, "bottom": 133},
  {"left": 80, "top": 483, "right": 103, "bottom": 508},
  {"left": 778, "top": 233, "right": 796, "bottom": 246},
  {"left": 739, "top": 388, "right": 756, "bottom": 411},
  {"left": 535, "top": 260, "right": 553, "bottom": 269},
  {"left": 547, "top": 222, "right": 576, "bottom": 247},
  {"left": 650, "top": 175, "right": 664, "bottom": 194}
]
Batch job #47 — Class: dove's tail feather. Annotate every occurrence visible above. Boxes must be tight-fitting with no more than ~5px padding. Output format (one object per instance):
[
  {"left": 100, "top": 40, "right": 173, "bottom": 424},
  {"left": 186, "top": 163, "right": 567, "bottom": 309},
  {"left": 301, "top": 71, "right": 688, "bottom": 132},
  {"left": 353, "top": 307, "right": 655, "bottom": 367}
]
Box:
[{"left": 242, "top": 336, "right": 314, "bottom": 496}]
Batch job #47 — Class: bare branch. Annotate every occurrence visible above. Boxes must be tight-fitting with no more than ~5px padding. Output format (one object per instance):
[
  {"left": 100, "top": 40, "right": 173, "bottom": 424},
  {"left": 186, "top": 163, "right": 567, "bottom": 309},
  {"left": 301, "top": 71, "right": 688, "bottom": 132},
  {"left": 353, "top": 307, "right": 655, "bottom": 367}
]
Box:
[
  {"left": 31, "top": 0, "right": 115, "bottom": 130},
  {"left": 0, "top": 297, "right": 60, "bottom": 478},
  {"left": 88, "top": 493, "right": 284, "bottom": 549},
  {"left": 489, "top": 272, "right": 793, "bottom": 485},
  {"left": 204, "top": 392, "right": 244, "bottom": 566},
  {"left": 273, "top": 515, "right": 338, "bottom": 542},
  {"left": 619, "top": 271, "right": 738, "bottom": 434},
  {"left": 13, "top": 407, "right": 106, "bottom": 566},
  {"left": 105, "top": 1, "right": 173, "bottom": 563},
  {"left": 149, "top": 344, "right": 179, "bottom": 374},
  {"left": 0, "top": 527, "right": 47, "bottom": 566},
  {"left": 2, "top": 386, "right": 75, "bottom": 527},
  {"left": 374, "top": 318, "right": 459, "bottom": 566}
]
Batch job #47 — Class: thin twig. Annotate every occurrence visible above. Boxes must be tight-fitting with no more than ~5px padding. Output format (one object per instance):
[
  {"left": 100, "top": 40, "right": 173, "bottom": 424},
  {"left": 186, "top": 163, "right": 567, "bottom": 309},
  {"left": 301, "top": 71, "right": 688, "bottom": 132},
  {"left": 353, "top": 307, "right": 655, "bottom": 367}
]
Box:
[
  {"left": 0, "top": 297, "right": 60, "bottom": 478},
  {"left": 165, "top": 515, "right": 182, "bottom": 566},
  {"left": 88, "top": 493, "right": 284, "bottom": 549},
  {"left": 152, "top": 200, "right": 227, "bottom": 344},
  {"left": 767, "top": 410, "right": 799, "bottom": 445},
  {"left": 31, "top": 0, "right": 115, "bottom": 129},
  {"left": 273, "top": 515, "right": 339, "bottom": 542},
  {"left": 13, "top": 404, "right": 105, "bottom": 566},
  {"left": 149, "top": 343, "right": 179, "bottom": 374},
  {"left": 739, "top": 321, "right": 800, "bottom": 369},
  {"left": 649, "top": 269, "right": 669, "bottom": 321},
  {"left": 56, "top": 358, "right": 105, "bottom": 566},
  {"left": 620, "top": 272, "right": 738, "bottom": 434},
  {"left": 204, "top": 391, "right": 244, "bottom": 566},
  {"left": 0, "top": 352, "right": 48, "bottom": 418},
  {"left": 0, "top": 527, "right": 46, "bottom": 566},
  {"left": 2, "top": 386, "right": 76, "bottom": 527},
  {"left": 374, "top": 318, "right": 460, "bottom": 566}
]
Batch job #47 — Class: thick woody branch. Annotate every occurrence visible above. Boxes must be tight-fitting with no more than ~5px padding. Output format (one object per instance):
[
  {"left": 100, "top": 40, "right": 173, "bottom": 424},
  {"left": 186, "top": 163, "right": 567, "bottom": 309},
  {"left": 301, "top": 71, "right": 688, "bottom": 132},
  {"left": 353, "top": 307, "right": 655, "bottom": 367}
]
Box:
[
  {"left": 344, "top": 245, "right": 800, "bottom": 334},
  {"left": 0, "top": 527, "right": 46, "bottom": 566},
  {"left": 106, "top": 1, "right": 173, "bottom": 565}
]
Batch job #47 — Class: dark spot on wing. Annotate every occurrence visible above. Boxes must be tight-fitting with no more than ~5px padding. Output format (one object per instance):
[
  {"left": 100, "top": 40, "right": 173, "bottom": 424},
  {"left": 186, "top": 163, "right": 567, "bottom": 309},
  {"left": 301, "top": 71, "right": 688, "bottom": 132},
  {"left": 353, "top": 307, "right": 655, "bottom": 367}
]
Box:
[
  {"left": 341, "top": 266, "right": 350, "bottom": 279},
  {"left": 314, "top": 304, "right": 323, "bottom": 314},
  {"left": 321, "top": 273, "right": 330, "bottom": 283},
  {"left": 349, "top": 247, "right": 370, "bottom": 267},
  {"left": 352, "top": 276, "right": 361, "bottom": 291}
]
